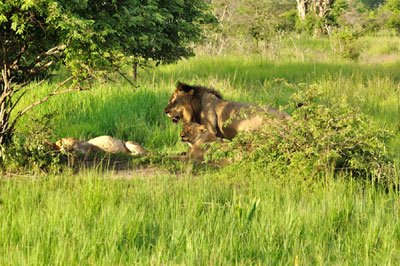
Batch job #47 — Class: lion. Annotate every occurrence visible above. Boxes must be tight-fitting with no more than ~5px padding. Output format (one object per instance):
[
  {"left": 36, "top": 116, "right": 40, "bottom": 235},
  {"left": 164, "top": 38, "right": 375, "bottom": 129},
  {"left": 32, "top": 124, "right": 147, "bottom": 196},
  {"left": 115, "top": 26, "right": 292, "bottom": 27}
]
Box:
[
  {"left": 47, "top": 136, "right": 147, "bottom": 156},
  {"left": 164, "top": 82, "right": 289, "bottom": 140},
  {"left": 174, "top": 122, "right": 224, "bottom": 164}
]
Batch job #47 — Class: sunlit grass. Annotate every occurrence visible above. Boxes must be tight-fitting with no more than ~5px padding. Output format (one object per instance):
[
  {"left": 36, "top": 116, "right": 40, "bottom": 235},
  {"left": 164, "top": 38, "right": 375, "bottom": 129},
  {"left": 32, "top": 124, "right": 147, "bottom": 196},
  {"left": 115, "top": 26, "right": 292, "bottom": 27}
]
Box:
[
  {"left": 5, "top": 33, "right": 400, "bottom": 264},
  {"left": 15, "top": 53, "right": 400, "bottom": 157},
  {"left": 0, "top": 171, "right": 399, "bottom": 265}
]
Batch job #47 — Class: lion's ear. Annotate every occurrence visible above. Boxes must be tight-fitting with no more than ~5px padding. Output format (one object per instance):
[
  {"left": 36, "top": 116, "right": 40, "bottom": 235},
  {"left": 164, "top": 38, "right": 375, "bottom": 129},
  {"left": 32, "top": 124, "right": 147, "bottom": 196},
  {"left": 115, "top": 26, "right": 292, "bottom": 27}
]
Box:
[
  {"left": 53, "top": 140, "right": 63, "bottom": 150},
  {"left": 198, "top": 125, "right": 207, "bottom": 132},
  {"left": 177, "top": 82, "right": 185, "bottom": 91},
  {"left": 177, "top": 82, "right": 194, "bottom": 95}
]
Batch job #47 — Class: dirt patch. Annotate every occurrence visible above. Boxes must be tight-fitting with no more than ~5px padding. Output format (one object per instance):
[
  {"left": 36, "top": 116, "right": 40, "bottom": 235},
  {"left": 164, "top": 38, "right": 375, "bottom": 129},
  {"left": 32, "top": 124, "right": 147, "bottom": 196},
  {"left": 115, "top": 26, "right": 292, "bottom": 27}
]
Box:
[
  {"left": 1, "top": 153, "right": 189, "bottom": 179},
  {"left": 64, "top": 153, "right": 168, "bottom": 178},
  {"left": 108, "top": 167, "right": 169, "bottom": 179},
  {"left": 361, "top": 53, "right": 400, "bottom": 64}
]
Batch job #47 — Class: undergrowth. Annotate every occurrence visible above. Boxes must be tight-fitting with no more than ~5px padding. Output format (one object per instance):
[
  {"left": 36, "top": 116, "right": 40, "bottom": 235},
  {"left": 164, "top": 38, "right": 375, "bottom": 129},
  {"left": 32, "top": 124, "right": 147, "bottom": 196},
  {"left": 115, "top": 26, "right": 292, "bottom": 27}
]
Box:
[
  {"left": 1, "top": 114, "right": 64, "bottom": 173},
  {"left": 208, "top": 84, "right": 395, "bottom": 185}
]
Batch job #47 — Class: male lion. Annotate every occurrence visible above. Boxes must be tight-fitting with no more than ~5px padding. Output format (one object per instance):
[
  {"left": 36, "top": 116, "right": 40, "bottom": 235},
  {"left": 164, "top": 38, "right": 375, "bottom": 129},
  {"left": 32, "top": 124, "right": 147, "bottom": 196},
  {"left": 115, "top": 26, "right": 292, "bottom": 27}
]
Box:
[
  {"left": 174, "top": 122, "right": 224, "bottom": 164},
  {"left": 47, "top": 136, "right": 147, "bottom": 156},
  {"left": 164, "top": 82, "right": 289, "bottom": 140}
]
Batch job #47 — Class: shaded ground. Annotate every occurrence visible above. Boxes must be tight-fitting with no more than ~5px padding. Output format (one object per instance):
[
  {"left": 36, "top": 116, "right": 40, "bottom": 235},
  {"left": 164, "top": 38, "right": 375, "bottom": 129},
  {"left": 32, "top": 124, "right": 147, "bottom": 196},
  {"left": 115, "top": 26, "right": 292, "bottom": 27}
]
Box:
[
  {"left": 67, "top": 153, "right": 170, "bottom": 178},
  {"left": 109, "top": 167, "right": 169, "bottom": 179}
]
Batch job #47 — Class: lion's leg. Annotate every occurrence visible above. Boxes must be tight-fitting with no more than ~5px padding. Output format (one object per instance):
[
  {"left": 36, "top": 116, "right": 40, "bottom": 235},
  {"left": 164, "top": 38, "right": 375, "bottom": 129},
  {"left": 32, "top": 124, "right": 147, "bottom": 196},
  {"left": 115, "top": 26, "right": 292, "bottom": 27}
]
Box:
[{"left": 201, "top": 111, "right": 219, "bottom": 136}]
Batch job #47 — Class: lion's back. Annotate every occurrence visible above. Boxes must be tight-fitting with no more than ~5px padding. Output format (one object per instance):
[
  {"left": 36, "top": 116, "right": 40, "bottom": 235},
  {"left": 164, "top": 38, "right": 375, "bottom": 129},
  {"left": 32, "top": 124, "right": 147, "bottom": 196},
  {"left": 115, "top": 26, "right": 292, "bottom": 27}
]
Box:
[{"left": 87, "top": 136, "right": 128, "bottom": 154}]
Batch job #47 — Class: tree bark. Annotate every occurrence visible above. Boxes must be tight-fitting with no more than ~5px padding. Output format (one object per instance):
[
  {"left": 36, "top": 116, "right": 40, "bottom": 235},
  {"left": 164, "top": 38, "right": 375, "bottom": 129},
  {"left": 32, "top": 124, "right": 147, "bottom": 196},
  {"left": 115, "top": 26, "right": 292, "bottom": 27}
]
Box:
[
  {"left": 313, "top": 0, "right": 334, "bottom": 18},
  {"left": 296, "top": 0, "right": 309, "bottom": 20},
  {"left": 1, "top": 38, "right": 11, "bottom": 145},
  {"left": 132, "top": 62, "right": 138, "bottom": 81},
  {"left": 296, "top": 0, "right": 334, "bottom": 20},
  {"left": 0, "top": 41, "right": 68, "bottom": 146}
]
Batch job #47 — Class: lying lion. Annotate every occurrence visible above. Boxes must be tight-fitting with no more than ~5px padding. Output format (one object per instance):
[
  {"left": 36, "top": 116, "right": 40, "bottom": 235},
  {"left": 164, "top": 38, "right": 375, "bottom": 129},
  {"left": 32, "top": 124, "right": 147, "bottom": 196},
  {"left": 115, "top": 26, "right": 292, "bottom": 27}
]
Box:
[
  {"left": 47, "top": 136, "right": 147, "bottom": 156},
  {"left": 174, "top": 122, "right": 224, "bottom": 164},
  {"left": 164, "top": 82, "right": 289, "bottom": 140}
]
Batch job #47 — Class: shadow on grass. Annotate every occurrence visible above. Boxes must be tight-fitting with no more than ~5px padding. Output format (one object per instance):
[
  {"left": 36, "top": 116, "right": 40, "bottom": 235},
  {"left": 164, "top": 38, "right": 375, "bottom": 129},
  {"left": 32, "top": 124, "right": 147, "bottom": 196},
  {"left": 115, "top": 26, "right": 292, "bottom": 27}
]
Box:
[{"left": 62, "top": 150, "right": 219, "bottom": 178}]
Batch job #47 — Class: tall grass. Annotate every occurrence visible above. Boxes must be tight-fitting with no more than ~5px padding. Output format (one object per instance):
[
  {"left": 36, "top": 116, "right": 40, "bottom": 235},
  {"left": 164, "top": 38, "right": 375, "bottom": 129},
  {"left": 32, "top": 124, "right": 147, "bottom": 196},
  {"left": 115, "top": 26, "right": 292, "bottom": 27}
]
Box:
[
  {"left": 15, "top": 54, "right": 400, "bottom": 157},
  {"left": 0, "top": 171, "right": 399, "bottom": 265},
  {"left": 5, "top": 34, "right": 400, "bottom": 265}
]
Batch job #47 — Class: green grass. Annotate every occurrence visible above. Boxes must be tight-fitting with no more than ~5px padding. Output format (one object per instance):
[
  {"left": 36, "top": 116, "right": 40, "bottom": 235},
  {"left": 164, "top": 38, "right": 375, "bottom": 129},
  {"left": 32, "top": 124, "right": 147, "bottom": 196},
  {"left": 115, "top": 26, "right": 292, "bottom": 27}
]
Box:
[
  {"left": 5, "top": 33, "right": 400, "bottom": 264},
  {"left": 1, "top": 172, "right": 399, "bottom": 265},
  {"left": 15, "top": 53, "right": 400, "bottom": 156}
]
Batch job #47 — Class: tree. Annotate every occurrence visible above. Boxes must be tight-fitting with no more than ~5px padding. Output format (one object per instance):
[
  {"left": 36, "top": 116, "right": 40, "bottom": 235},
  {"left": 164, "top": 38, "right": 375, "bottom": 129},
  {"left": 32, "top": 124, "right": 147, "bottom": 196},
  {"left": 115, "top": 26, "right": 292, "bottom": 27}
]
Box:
[
  {"left": 205, "top": 0, "right": 295, "bottom": 53},
  {"left": 0, "top": 0, "right": 211, "bottom": 146},
  {"left": 296, "top": 0, "right": 310, "bottom": 20},
  {"left": 296, "top": 0, "right": 346, "bottom": 35},
  {"left": 358, "top": 0, "right": 385, "bottom": 9},
  {"left": 296, "top": 0, "right": 336, "bottom": 21},
  {"left": 238, "top": 0, "right": 296, "bottom": 41},
  {"left": 384, "top": 0, "right": 400, "bottom": 32}
]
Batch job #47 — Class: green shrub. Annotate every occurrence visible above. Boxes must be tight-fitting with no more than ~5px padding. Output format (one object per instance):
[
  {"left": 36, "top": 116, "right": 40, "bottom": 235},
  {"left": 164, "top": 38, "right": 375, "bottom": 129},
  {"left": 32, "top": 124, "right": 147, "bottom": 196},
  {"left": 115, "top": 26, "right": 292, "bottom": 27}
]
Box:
[
  {"left": 208, "top": 85, "right": 394, "bottom": 184},
  {"left": 333, "top": 28, "right": 363, "bottom": 60},
  {"left": 386, "top": 10, "right": 400, "bottom": 33},
  {"left": 1, "top": 114, "right": 63, "bottom": 173}
]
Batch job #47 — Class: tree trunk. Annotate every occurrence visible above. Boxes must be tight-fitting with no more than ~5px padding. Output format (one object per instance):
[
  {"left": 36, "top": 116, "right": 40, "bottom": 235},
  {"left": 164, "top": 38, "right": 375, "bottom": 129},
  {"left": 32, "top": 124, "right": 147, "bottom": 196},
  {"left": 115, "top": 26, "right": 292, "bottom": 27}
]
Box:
[
  {"left": 296, "top": 0, "right": 334, "bottom": 20},
  {"left": 296, "top": 0, "right": 309, "bottom": 20},
  {"left": 313, "top": 0, "right": 334, "bottom": 18},
  {"left": 0, "top": 66, "right": 12, "bottom": 145},
  {"left": 132, "top": 62, "right": 138, "bottom": 81}
]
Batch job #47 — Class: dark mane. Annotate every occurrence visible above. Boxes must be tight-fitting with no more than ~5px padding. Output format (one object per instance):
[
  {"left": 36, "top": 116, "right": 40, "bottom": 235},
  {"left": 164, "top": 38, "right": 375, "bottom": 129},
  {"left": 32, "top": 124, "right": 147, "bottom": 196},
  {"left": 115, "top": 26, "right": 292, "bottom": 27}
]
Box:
[
  {"left": 177, "top": 82, "right": 223, "bottom": 99},
  {"left": 197, "top": 86, "right": 223, "bottom": 99}
]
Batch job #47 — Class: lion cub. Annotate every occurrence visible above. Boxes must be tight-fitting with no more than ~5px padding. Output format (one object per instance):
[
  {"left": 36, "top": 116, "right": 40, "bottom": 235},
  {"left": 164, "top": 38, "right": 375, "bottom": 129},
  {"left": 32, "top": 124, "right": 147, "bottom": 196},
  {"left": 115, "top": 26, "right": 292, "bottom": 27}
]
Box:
[
  {"left": 178, "top": 122, "right": 223, "bottom": 163},
  {"left": 49, "top": 136, "right": 146, "bottom": 156}
]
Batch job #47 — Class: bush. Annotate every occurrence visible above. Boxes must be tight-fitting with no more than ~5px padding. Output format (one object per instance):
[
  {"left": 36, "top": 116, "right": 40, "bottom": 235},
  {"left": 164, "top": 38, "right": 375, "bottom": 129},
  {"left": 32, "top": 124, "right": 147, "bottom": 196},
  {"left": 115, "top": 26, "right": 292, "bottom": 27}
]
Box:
[
  {"left": 208, "top": 85, "right": 394, "bottom": 184},
  {"left": 332, "top": 28, "right": 363, "bottom": 60},
  {"left": 386, "top": 10, "right": 400, "bottom": 33},
  {"left": 1, "top": 114, "right": 63, "bottom": 173}
]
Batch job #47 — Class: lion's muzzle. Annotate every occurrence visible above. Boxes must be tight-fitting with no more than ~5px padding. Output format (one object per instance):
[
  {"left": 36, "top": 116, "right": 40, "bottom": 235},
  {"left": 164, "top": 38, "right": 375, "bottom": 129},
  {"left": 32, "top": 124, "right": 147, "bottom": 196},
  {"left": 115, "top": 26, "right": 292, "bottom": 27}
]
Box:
[
  {"left": 172, "top": 116, "right": 180, "bottom": 123},
  {"left": 164, "top": 106, "right": 170, "bottom": 114},
  {"left": 164, "top": 106, "right": 181, "bottom": 123},
  {"left": 180, "top": 134, "right": 188, "bottom": 142}
]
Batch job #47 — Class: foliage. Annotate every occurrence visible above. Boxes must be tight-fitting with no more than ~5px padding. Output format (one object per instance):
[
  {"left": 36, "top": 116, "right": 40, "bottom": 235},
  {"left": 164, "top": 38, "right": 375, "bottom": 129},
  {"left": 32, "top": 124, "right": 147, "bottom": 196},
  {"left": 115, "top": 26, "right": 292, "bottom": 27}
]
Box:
[
  {"left": 295, "top": 0, "right": 380, "bottom": 35},
  {"left": 294, "top": 0, "right": 343, "bottom": 35},
  {"left": 1, "top": 114, "right": 63, "bottom": 172},
  {"left": 208, "top": 84, "right": 394, "bottom": 184},
  {"left": 0, "top": 0, "right": 211, "bottom": 145},
  {"left": 385, "top": 0, "right": 400, "bottom": 9},
  {"left": 385, "top": 2, "right": 400, "bottom": 33},
  {"left": 357, "top": 0, "right": 386, "bottom": 9},
  {"left": 332, "top": 28, "right": 364, "bottom": 60},
  {"left": 386, "top": 11, "right": 400, "bottom": 32},
  {"left": 359, "top": 0, "right": 400, "bottom": 33},
  {"left": 237, "top": 0, "right": 296, "bottom": 41},
  {"left": 204, "top": 0, "right": 296, "bottom": 53}
]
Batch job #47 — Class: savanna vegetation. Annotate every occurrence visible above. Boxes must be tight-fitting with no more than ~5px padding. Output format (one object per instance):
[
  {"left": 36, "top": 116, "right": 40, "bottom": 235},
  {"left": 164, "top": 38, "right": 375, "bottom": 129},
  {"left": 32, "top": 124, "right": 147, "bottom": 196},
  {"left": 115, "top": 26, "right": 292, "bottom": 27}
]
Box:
[{"left": 1, "top": 0, "right": 400, "bottom": 264}]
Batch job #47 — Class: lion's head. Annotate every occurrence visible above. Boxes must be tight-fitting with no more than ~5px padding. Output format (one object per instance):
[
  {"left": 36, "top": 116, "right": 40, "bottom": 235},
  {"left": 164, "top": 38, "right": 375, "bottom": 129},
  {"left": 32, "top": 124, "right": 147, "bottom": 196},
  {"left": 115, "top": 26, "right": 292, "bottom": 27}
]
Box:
[
  {"left": 55, "top": 137, "right": 80, "bottom": 151},
  {"left": 164, "top": 83, "right": 196, "bottom": 123},
  {"left": 164, "top": 82, "right": 222, "bottom": 123},
  {"left": 180, "top": 122, "right": 209, "bottom": 145}
]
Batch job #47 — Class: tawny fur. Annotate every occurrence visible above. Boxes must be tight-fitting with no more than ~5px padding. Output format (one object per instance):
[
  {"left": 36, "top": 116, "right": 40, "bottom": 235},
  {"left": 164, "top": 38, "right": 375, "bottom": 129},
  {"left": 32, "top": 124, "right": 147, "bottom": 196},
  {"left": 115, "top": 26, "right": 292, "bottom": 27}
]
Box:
[
  {"left": 174, "top": 122, "right": 224, "bottom": 164},
  {"left": 164, "top": 82, "right": 289, "bottom": 140},
  {"left": 50, "top": 136, "right": 146, "bottom": 156}
]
